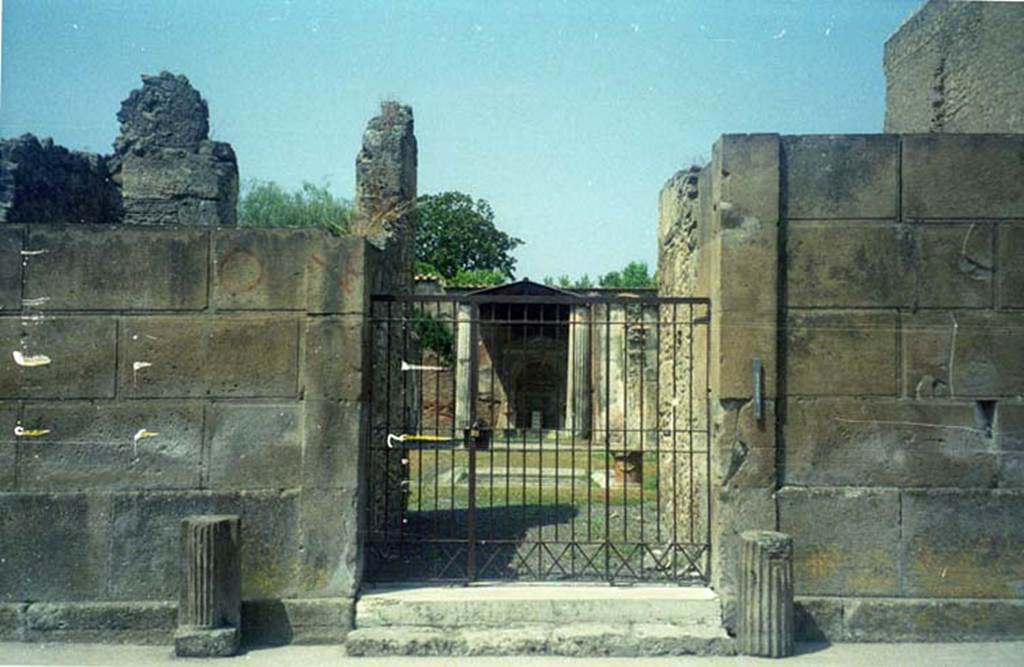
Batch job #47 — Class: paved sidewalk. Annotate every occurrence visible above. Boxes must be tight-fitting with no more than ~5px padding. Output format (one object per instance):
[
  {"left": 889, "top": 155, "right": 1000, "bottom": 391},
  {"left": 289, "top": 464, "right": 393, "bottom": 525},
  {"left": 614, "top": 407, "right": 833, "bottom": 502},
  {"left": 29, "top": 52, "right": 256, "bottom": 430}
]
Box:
[{"left": 1, "top": 641, "right": 1023, "bottom": 666}]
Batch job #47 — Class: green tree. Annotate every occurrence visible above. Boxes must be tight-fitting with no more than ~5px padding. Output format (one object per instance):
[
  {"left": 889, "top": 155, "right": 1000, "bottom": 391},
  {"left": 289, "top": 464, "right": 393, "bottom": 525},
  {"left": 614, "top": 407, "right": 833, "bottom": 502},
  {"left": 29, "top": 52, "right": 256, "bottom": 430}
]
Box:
[
  {"left": 238, "top": 180, "right": 352, "bottom": 235},
  {"left": 598, "top": 261, "right": 656, "bottom": 288},
  {"left": 416, "top": 191, "right": 523, "bottom": 281}
]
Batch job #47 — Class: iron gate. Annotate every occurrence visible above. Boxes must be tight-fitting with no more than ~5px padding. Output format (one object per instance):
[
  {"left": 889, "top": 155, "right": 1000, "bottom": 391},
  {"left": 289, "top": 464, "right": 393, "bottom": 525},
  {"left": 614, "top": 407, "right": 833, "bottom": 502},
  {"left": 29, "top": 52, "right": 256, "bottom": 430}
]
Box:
[{"left": 364, "top": 287, "right": 711, "bottom": 584}]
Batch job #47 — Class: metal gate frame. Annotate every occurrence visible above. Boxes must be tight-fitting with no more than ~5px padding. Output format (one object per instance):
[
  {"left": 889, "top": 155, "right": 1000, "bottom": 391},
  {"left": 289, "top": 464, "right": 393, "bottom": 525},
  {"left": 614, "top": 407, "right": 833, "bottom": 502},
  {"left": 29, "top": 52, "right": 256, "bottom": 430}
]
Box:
[{"left": 364, "top": 290, "right": 711, "bottom": 585}]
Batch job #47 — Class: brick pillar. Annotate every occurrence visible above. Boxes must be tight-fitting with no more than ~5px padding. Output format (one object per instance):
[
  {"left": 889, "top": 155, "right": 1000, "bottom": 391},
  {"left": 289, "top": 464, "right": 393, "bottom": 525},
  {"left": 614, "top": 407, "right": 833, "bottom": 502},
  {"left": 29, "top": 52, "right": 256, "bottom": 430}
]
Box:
[{"left": 175, "top": 515, "right": 241, "bottom": 657}]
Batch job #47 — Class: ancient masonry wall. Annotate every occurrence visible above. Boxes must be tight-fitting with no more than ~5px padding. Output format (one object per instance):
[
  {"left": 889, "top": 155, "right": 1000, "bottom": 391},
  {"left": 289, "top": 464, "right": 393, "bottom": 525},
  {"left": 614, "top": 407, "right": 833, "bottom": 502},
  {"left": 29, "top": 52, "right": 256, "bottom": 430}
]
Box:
[
  {"left": 884, "top": 0, "right": 1024, "bottom": 133},
  {"left": 0, "top": 224, "right": 377, "bottom": 643},
  {"left": 0, "top": 73, "right": 387, "bottom": 645},
  {"left": 658, "top": 133, "right": 1024, "bottom": 641}
]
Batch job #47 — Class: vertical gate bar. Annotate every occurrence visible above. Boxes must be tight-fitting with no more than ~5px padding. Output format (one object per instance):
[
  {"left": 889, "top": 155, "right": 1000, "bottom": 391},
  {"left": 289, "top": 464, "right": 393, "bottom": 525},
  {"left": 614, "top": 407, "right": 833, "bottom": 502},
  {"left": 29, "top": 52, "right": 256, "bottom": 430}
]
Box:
[
  {"left": 366, "top": 302, "right": 378, "bottom": 576},
  {"left": 399, "top": 300, "right": 409, "bottom": 543},
  {"left": 554, "top": 306, "right": 561, "bottom": 548},
  {"left": 384, "top": 301, "right": 393, "bottom": 542},
  {"left": 467, "top": 427, "right": 477, "bottom": 583},
  {"left": 671, "top": 302, "right": 679, "bottom": 579},
  {"left": 621, "top": 303, "right": 628, "bottom": 546},
  {"left": 655, "top": 303, "right": 662, "bottom": 547},
  {"left": 521, "top": 304, "right": 528, "bottom": 576},
  {"left": 538, "top": 303, "right": 545, "bottom": 556},
  {"left": 604, "top": 303, "right": 612, "bottom": 582},
  {"left": 639, "top": 304, "right": 646, "bottom": 549},
  {"left": 570, "top": 307, "right": 580, "bottom": 578},
  {"left": 705, "top": 303, "right": 713, "bottom": 577},
  {"left": 688, "top": 303, "right": 696, "bottom": 546},
  {"left": 488, "top": 305, "right": 496, "bottom": 543}
]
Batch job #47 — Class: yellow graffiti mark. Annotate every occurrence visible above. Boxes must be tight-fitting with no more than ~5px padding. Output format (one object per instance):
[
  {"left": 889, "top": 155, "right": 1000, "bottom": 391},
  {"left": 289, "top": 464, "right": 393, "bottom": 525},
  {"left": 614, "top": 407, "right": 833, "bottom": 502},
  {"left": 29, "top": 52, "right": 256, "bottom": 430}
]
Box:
[{"left": 14, "top": 426, "right": 50, "bottom": 437}]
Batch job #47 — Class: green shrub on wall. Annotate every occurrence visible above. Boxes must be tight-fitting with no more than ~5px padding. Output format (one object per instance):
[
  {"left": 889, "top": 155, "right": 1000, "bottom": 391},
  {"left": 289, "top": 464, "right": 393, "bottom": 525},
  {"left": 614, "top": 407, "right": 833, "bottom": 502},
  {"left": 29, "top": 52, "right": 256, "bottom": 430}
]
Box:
[{"left": 238, "top": 179, "right": 353, "bottom": 235}]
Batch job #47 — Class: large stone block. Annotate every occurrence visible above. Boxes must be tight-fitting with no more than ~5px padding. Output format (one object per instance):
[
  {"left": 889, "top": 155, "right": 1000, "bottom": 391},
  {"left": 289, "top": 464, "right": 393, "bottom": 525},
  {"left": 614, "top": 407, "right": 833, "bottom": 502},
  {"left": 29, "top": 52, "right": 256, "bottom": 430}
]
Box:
[
  {"left": 900, "top": 489, "right": 1024, "bottom": 598},
  {"left": 903, "top": 312, "right": 1024, "bottom": 398},
  {"left": 0, "top": 493, "right": 112, "bottom": 601},
  {"left": 716, "top": 311, "right": 776, "bottom": 401},
  {"left": 306, "top": 236, "right": 379, "bottom": 315},
  {"left": 206, "top": 403, "right": 302, "bottom": 490},
  {"left": 20, "top": 601, "right": 175, "bottom": 644},
  {"left": 783, "top": 398, "right": 996, "bottom": 487},
  {"left": 0, "top": 226, "right": 22, "bottom": 311},
  {"left": 212, "top": 228, "right": 311, "bottom": 310},
  {"left": 777, "top": 487, "right": 900, "bottom": 596},
  {"left": 23, "top": 225, "right": 208, "bottom": 310},
  {"left": 107, "top": 490, "right": 300, "bottom": 600},
  {"left": 786, "top": 311, "right": 898, "bottom": 396},
  {"left": 783, "top": 135, "right": 898, "bottom": 220},
  {"left": 302, "top": 317, "right": 367, "bottom": 401},
  {"left": 297, "top": 486, "right": 361, "bottom": 597},
  {"left": 999, "top": 453, "right": 1024, "bottom": 488},
  {"left": 0, "top": 404, "right": 16, "bottom": 490},
  {"left": 710, "top": 486, "right": 776, "bottom": 631},
  {"left": 1000, "top": 223, "right": 1024, "bottom": 309},
  {"left": 915, "top": 223, "right": 994, "bottom": 308},
  {"left": 0, "top": 316, "right": 116, "bottom": 398},
  {"left": 903, "top": 134, "right": 1024, "bottom": 219},
  {"left": 997, "top": 403, "right": 1024, "bottom": 451},
  {"left": 793, "top": 597, "right": 843, "bottom": 642},
  {"left": 786, "top": 222, "right": 913, "bottom": 307},
  {"left": 119, "top": 316, "right": 300, "bottom": 398},
  {"left": 844, "top": 598, "right": 1024, "bottom": 642},
  {"left": 17, "top": 401, "right": 202, "bottom": 491},
  {"left": 241, "top": 597, "right": 353, "bottom": 644},
  {"left": 301, "top": 400, "right": 364, "bottom": 490}
]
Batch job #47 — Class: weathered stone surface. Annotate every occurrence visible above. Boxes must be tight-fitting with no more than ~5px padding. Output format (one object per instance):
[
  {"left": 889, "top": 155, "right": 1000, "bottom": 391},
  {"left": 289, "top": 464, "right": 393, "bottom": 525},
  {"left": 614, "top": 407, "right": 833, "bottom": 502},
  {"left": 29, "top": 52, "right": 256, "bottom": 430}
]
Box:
[
  {"left": 786, "top": 311, "right": 898, "bottom": 396},
  {"left": 903, "top": 134, "right": 1024, "bottom": 219},
  {"left": 20, "top": 601, "right": 175, "bottom": 644},
  {"left": 213, "top": 228, "right": 310, "bottom": 310},
  {"left": 786, "top": 222, "right": 913, "bottom": 307},
  {"left": 23, "top": 225, "right": 208, "bottom": 310},
  {"left": 0, "top": 603, "right": 24, "bottom": 640},
  {"left": 241, "top": 597, "right": 354, "bottom": 644},
  {"left": 783, "top": 135, "right": 898, "bottom": 220},
  {"left": 782, "top": 398, "right": 996, "bottom": 487},
  {"left": 297, "top": 485, "right": 361, "bottom": 598},
  {"left": 903, "top": 311, "right": 1024, "bottom": 398},
  {"left": 0, "top": 404, "right": 16, "bottom": 490},
  {"left": 118, "top": 145, "right": 238, "bottom": 226},
  {"left": 175, "top": 626, "right": 239, "bottom": 657},
  {"left": 114, "top": 72, "right": 209, "bottom": 154},
  {"left": 793, "top": 597, "right": 842, "bottom": 642},
  {"left": 999, "top": 453, "right": 1024, "bottom": 488},
  {"left": 778, "top": 487, "right": 900, "bottom": 596},
  {"left": 0, "top": 493, "right": 112, "bottom": 601},
  {"left": 301, "top": 400, "right": 363, "bottom": 491},
  {"left": 119, "top": 316, "right": 300, "bottom": 398},
  {"left": 0, "top": 135, "right": 119, "bottom": 224},
  {"left": 306, "top": 236, "right": 380, "bottom": 315},
  {"left": 17, "top": 401, "right": 203, "bottom": 491},
  {"left": 997, "top": 403, "right": 1024, "bottom": 451},
  {"left": 1000, "top": 223, "right": 1024, "bottom": 308},
  {"left": 711, "top": 486, "right": 776, "bottom": 631},
  {"left": 0, "top": 316, "right": 116, "bottom": 399},
  {"left": 900, "top": 489, "right": 1024, "bottom": 598},
  {"left": 107, "top": 490, "right": 300, "bottom": 600},
  {"left": 885, "top": 0, "right": 1024, "bottom": 134},
  {"left": 206, "top": 403, "right": 301, "bottom": 490},
  {"left": 0, "top": 226, "right": 21, "bottom": 311},
  {"left": 353, "top": 101, "right": 417, "bottom": 294},
  {"left": 844, "top": 597, "right": 1024, "bottom": 642},
  {"left": 302, "top": 317, "right": 366, "bottom": 401},
  {"left": 111, "top": 73, "right": 238, "bottom": 227},
  {"left": 916, "top": 222, "right": 994, "bottom": 308}
]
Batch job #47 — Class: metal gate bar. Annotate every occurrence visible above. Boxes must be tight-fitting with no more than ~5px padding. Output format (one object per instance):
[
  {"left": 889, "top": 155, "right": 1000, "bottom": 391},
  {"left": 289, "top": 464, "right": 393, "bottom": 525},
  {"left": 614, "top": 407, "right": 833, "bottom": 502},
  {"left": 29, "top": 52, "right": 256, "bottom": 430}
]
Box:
[{"left": 365, "top": 291, "right": 711, "bottom": 584}]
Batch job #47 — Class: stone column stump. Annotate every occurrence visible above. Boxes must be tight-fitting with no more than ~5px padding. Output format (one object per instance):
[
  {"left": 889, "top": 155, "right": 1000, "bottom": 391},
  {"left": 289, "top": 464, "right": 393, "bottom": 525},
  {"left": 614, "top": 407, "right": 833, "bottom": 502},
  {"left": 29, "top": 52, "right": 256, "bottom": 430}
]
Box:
[
  {"left": 737, "top": 530, "right": 794, "bottom": 657},
  {"left": 175, "top": 515, "right": 242, "bottom": 657}
]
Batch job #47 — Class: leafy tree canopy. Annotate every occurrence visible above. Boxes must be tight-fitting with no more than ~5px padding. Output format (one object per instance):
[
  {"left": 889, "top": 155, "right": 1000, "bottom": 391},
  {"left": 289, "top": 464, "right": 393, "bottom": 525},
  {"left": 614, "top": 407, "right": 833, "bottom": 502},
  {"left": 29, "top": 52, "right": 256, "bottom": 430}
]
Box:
[
  {"left": 544, "top": 261, "right": 656, "bottom": 290},
  {"left": 238, "top": 180, "right": 352, "bottom": 235},
  {"left": 416, "top": 191, "right": 523, "bottom": 281}
]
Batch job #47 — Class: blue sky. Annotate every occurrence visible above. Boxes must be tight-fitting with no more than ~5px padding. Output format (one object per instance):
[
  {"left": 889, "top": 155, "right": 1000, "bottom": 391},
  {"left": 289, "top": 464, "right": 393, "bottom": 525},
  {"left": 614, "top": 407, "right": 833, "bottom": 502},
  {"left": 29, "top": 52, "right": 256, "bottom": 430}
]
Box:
[{"left": 1, "top": 0, "right": 921, "bottom": 279}]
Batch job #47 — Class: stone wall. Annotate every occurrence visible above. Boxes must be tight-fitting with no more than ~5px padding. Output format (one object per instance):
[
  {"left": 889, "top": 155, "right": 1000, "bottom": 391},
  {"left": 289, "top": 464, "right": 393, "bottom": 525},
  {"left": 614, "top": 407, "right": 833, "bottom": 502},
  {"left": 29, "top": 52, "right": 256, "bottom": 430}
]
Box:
[
  {"left": 0, "top": 224, "right": 376, "bottom": 643},
  {"left": 884, "top": 0, "right": 1024, "bottom": 133},
  {"left": 658, "top": 133, "right": 1024, "bottom": 641}
]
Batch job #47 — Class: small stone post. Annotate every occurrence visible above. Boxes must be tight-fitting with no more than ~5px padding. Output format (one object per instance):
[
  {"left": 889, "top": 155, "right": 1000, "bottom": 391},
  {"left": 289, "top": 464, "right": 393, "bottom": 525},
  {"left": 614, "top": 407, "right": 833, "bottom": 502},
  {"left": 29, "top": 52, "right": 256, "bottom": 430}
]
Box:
[
  {"left": 175, "top": 515, "right": 242, "bottom": 657},
  {"left": 737, "top": 530, "right": 794, "bottom": 657}
]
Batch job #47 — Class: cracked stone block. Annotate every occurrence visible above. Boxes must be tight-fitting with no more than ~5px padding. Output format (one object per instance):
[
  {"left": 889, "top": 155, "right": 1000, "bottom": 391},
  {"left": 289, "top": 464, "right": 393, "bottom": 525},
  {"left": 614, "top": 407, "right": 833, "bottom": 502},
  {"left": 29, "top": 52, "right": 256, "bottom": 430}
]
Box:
[{"left": 916, "top": 223, "right": 994, "bottom": 308}]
